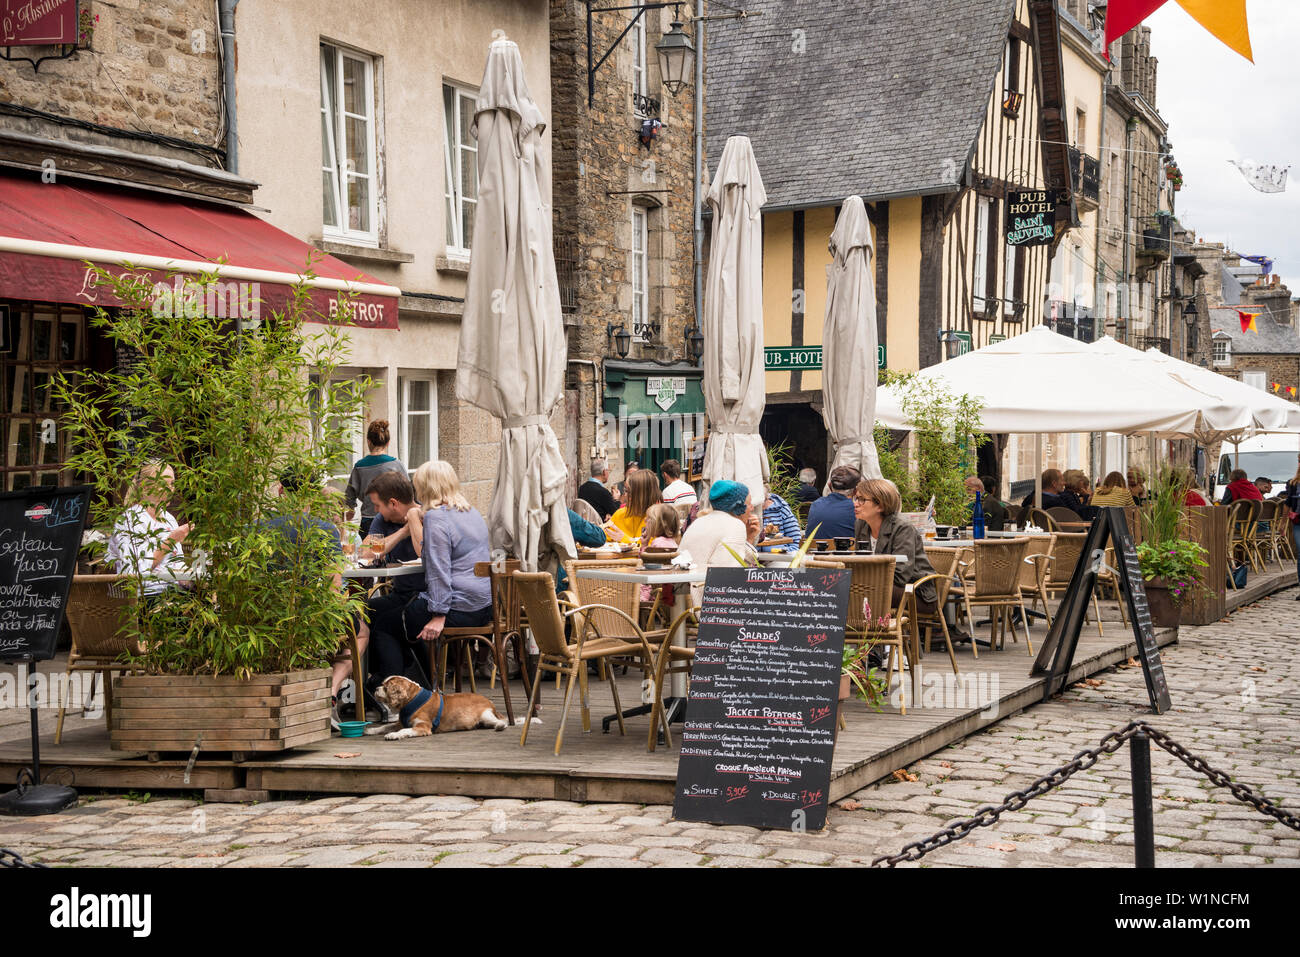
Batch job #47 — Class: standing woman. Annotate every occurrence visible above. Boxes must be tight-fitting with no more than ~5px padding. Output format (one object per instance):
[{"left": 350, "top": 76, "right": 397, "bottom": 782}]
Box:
[
  {"left": 344, "top": 420, "right": 407, "bottom": 537},
  {"left": 606, "top": 468, "right": 662, "bottom": 543},
  {"left": 1286, "top": 456, "right": 1300, "bottom": 598}
]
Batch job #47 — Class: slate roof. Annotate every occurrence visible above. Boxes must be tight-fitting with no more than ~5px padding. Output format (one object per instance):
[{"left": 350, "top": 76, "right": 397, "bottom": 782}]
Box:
[
  {"left": 705, "top": 0, "right": 1018, "bottom": 210},
  {"left": 1211, "top": 307, "right": 1300, "bottom": 355}
]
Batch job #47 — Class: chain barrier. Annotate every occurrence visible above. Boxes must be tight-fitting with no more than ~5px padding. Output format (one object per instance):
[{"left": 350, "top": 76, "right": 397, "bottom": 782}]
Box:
[
  {"left": 870, "top": 719, "right": 1300, "bottom": 867},
  {"left": 0, "top": 848, "right": 46, "bottom": 869}
]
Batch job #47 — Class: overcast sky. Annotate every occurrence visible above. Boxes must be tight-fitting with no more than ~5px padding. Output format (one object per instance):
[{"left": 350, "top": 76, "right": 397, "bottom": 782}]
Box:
[{"left": 1146, "top": 1, "right": 1300, "bottom": 291}]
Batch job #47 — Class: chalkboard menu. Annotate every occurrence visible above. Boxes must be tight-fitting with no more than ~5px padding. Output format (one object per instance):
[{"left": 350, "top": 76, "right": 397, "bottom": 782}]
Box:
[
  {"left": 673, "top": 566, "right": 850, "bottom": 831},
  {"left": 0, "top": 486, "right": 91, "bottom": 664},
  {"left": 1032, "top": 508, "right": 1171, "bottom": 714}
]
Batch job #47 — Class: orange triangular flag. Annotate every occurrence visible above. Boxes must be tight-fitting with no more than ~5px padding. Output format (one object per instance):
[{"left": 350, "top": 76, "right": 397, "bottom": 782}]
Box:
[
  {"left": 1238, "top": 310, "right": 1259, "bottom": 332},
  {"left": 1290, "top": 386, "right": 1298, "bottom": 398},
  {"left": 1272, "top": 382, "right": 1281, "bottom": 393},
  {"left": 1175, "top": 0, "right": 1253, "bottom": 63}
]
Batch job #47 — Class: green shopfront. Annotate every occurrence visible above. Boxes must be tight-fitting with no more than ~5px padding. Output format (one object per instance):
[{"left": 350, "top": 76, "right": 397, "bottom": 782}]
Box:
[{"left": 601, "top": 360, "right": 706, "bottom": 478}]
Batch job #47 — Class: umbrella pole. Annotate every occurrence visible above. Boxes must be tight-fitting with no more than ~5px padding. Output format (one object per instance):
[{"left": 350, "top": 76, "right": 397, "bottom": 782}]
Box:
[{"left": 1034, "top": 433, "right": 1043, "bottom": 508}]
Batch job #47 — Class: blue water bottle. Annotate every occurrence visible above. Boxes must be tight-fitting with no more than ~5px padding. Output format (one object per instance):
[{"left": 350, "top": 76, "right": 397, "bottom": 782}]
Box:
[{"left": 972, "top": 491, "right": 986, "bottom": 540}]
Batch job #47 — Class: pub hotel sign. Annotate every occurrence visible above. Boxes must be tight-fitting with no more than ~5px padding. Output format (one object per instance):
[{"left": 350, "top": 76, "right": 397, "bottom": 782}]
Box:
[{"left": 1005, "top": 188, "right": 1056, "bottom": 247}]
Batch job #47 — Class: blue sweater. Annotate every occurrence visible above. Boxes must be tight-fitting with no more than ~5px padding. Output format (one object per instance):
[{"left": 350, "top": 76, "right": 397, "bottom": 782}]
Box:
[
  {"left": 805, "top": 492, "right": 856, "bottom": 540},
  {"left": 420, "top": 507, "right": 491, "bottom": 615}
]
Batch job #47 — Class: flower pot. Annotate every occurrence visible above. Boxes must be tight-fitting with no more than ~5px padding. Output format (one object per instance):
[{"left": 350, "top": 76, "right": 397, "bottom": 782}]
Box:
[
  {"left": 1143, "top": 578, "right": 1181, "bottom": 628},
  {"left": 110, "top": 668, "right": 331, "bottom": 756}
]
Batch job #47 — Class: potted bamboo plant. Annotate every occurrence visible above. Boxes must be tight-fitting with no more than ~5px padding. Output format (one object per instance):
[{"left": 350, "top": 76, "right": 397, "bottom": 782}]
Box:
[
  {"left": 56, "top": 267, "right": 369, "bottom": 756},
  {"left": 1136, "top": 468, "right": 1209, "bottom": 627}
]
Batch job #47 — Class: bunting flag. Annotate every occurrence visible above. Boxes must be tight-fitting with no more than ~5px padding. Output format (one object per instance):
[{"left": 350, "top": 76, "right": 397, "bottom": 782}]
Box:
[
  {"left": 1104, "top": 0, "right": 1253, "bottom": 62},
  {"left": 1290, "top": 387, "right": 1298, "bottom": 398},
  {"left": 1238, "top": 310, "right": 1260, "bottom": 333},
  {"left": 1272, "top": 382, "right": 1281, "bottom": 393},
  {"left": 1229, "top": 161, "right": 1289, "bottom": 194}
]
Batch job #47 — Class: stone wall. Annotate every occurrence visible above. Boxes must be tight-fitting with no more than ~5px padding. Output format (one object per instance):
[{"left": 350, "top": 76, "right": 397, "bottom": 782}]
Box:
[
  {"left": 0, "top": 0, "right": 223, "bottom": 167},
  {"left": 551, "top": 0, "right": 699, "bottom": 482}
]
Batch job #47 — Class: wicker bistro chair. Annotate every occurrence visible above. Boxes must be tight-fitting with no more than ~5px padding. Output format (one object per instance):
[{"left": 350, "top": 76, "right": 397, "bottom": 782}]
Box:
[
  {"left": 57, "top": 575, "right": 145, "bottom": 743},
  {"left": 907, "top": 550, "right": 961, "bottom": 675},
  {"left": 1042, "top": 531, "right": 1105, "bottom": 637},
  {"left": 563, "top": 557, "right": 670, "bottom": 684},
  {"left": 1226, "top": 499, "right": 1264, "bottom": 576},
  {"left": 513, "top": 571, "right": 664, "bottom": 755},
  {"left": 1026, "top": 507, "right": 1058, "bottom": 532},
  {"left": 1253, "top": 500, "right": 1282, "bottom": 571},
  {"left": 1271, "top": 500, "right": 1297, "bottom": 566},
  {"left": 1005, "top": 504, "right": 1024, "bottom": 529},
  {"left": 835, "top": 555, "right": 917, "bottom": 714},
  {"left": 1047, "top": 506, "right": 1084, "bottom": 525},
  {"left": 1017, "top": 534, "right": 1056, "bottom": 631},
  {"left": 429, "top": 560, "right": 529, "bottom": 725},
  {"left": 956, "top": 538, "right": 1033, "bottom": 654}
]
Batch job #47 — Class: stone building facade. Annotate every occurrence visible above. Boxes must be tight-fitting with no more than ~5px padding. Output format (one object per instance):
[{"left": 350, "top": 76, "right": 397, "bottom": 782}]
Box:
[
  {"left": 0, "top": 0, "right": 223, "bottom": 166},
  {"left": 550, "top": 0, "right": 702, "bottom": 492}
]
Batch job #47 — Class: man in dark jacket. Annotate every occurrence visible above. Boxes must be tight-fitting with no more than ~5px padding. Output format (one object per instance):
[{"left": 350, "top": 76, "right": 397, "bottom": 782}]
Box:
[
  {"left": 578, "top": 457, "right": 618, "bottom": 520},
  {"left": 805, "top": 465, "right": 861, "bottom": 540},
  {"left": 1019, "top": 468, "right": 1066, "bottom": 513}
]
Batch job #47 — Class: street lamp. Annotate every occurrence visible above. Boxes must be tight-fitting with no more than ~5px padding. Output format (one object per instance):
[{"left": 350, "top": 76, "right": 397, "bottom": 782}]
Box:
[
  {"left": 939, "top": 330, "right": 962, "bottom": 361},
  {"left": 684, "top": 326, "right": 704, "bottom": 364},
  {"left": 607, "top": 322, "right": 632, "bottom": 359},
  {"left": 655, "top": 19, "right": 694, "bottom": 96},
  {"left": 586, "top": 3, "right": 694, "bottom": 104}
]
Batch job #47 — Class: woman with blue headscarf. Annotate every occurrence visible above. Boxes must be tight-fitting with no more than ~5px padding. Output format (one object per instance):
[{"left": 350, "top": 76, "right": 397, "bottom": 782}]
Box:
[{"left": 678, "top": 479, "right": 759, "bottom": 607}]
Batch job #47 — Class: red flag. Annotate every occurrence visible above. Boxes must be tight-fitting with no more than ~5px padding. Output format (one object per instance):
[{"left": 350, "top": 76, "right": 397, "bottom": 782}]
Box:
[
  {"left": 1238, "top": 310, "right": 1259, "bottom": 333},
  {"left": 1104, "top": 0, "right": 1167, "bottom": 52}
]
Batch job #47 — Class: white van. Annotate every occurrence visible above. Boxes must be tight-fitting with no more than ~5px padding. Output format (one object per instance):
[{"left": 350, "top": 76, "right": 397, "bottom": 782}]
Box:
[{"left": 1212, "top": 431, "right": 1300, "bottom": 501}]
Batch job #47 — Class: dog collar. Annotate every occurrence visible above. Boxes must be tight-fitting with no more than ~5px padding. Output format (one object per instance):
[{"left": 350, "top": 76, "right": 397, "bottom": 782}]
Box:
[{"left": 399, "top": 688, "right": 433, "bottom": 728}]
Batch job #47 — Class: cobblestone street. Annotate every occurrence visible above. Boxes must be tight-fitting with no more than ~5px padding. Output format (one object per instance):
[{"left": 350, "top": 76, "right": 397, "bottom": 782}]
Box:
[{"left": 2, "top": 590, "right": 1297, "bottom": 868}]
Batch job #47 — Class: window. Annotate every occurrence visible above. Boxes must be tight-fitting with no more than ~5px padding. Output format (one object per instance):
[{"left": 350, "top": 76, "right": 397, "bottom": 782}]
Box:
[
  {"left": 399, "top": 375, "right": 438, "bottom": 468},
  {"left": 1071, "top": 243, "right": 1088, "bottom": 307},
  {"left": 443, "top": 84, "right": 478, "bottom": 254},
  {"left": 321, "top": 43, "right": 379, "bottom": 244},
  {"left": 1213, "top": 339, "right": 1230, "bottom": 366},
  {"left": 1003, "top": 237, "right": 1018, "bottom": 315},
  {"left": 1074, "top": 107, "right": 1087, "bottom": 149},
  {"left": 972, "top": 198, "right": 990, "bottom": 312},
  {"left": 1243, "top": 370, "right": 1266, "bottom": 391},
  {"left": 309, "top": 374, "right": 365, "bottom": 485},
  {"left": 631, "top": 13, "right": 647, "bottom": 105},
  {"left": 632, "top": 206, "right": 650, "bottom": 340},
  {"left": 1004, "top": 37, "right": 1021, "bottom": 93}
]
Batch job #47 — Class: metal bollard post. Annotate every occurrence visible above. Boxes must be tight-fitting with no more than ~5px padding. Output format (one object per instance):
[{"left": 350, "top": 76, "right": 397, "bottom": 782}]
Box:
[{"left": 1129, "top": 728, "right": 1155, "bottom": 868}]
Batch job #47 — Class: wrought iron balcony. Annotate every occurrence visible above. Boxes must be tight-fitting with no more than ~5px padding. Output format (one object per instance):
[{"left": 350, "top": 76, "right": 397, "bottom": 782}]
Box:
[
  {"left": 1069, "top": 147, "right": 1101, "bottom": 210},
  {"left": 1042, "top": 310, "right": 1097, "bottom": 343},
  {"left": 1134, "top": 335, "right": 1172, "bottom": 355},
  {"left": 1139, "top": 217, "right": 1172, "bottom": 259}
]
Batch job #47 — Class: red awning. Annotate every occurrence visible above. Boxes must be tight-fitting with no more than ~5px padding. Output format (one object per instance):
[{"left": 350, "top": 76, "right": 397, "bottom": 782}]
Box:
[{"left": 0, "top": 174, "right": 400, "bottom": 329}]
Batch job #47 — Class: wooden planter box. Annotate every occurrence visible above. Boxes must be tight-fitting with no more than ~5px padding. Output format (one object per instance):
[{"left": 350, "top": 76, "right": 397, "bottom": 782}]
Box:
[{"left": 110, "top": 669, "right": 331, "bottom": 756}]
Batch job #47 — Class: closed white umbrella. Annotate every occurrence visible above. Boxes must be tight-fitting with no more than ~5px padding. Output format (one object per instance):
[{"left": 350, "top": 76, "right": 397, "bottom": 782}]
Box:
[
  {"left": 822, "top": 195, "right": 882, "bottom": 481},
  {"left": 702, "top": 135, "right": 769, "bottom": 496},
  {"left": 457, "top": 38, "right": 575, "bottom": 571}
]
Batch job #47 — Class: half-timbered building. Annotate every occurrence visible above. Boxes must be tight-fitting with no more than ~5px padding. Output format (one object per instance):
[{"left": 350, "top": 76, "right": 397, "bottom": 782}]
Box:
[{"left": 707, "top": 0, "right": 1072, "bottom": 480}]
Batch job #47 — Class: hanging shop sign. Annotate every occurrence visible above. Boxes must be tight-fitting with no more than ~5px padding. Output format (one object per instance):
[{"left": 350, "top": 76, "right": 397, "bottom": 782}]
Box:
[
  {"left": 1005, "top": 189, "right": 1057, "bottom": 247},
  {"left": 645, "top": 376, "right": 687, "bottom": 411},
  {"left": 764, "top": 345, "right": 887, "bottom": 371},
  {"left": 1, "top": 0, "right": 77, "bottom": 45}
]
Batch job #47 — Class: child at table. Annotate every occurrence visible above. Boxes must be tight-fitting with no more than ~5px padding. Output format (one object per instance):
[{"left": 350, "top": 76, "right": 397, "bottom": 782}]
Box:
[{"left": 639, "top": 503, "right": 681, "bottom": 604}]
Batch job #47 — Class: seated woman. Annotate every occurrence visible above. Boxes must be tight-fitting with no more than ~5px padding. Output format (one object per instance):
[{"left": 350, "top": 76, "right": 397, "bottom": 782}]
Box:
[
  {"left": 107, "top": 461, "right": 192, "bottom": 599},
  {"left": 678, "top": 480, "right": 758, "bottom": 607},
  {"left": 1182, "top": 468, "right": 1210, "bottom": 507},
  {"left": 1059, "top": 469, "right": 1098, "bottom": 520},
  {"left": 851, "top": 478, "right": 943, "bottom": 657},
  {"left": 1090, "top": 471, "right": 1136, "bottom": 508},
  {"left": 366, "top": 461, "right": 492, "bottom": 689},
  {"left": 605, "top": 468, "right": 662, "bottom": 543}
]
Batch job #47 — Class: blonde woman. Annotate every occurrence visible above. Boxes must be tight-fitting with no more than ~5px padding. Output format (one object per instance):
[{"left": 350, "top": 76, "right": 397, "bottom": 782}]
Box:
[
  {"left": 1090, "top": 471, "right": 1136, "bottom": 508},
  {"left": 107, "top": 461, "right": 191, "bottom": 598},
  {"left": 366, "top": 461, "right": 492, "bottom": 688}
]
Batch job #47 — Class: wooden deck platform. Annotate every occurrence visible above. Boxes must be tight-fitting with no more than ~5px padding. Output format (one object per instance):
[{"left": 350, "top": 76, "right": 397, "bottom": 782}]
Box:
[
  {"left": 0, "top": 632, "right": 1173, "bottom": 805},
  {"left": 3, "top": 568, "right": 1292, "bottom": 804}
]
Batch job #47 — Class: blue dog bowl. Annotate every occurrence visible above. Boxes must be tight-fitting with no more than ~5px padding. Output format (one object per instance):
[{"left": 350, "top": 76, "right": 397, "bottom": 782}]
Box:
[{"left": 338, "top": 720, "right": 369, "bottom": 738}]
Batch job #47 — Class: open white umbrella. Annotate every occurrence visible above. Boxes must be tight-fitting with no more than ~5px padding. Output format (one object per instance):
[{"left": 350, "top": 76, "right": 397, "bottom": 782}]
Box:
[
  {"left": 456, "top": 38, "right": 575, "bottom": 571},
  {"left": 821, "top": 195, "right": 882, "bottom": 481},
  {"left": 701, "top": 135, "right": 769, "bottom": 497}
]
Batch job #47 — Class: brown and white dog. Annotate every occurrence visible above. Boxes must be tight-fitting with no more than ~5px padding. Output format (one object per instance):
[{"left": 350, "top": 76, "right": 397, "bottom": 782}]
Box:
[{"left": 364, "top": 675, "right": 536, "bottom": 740}]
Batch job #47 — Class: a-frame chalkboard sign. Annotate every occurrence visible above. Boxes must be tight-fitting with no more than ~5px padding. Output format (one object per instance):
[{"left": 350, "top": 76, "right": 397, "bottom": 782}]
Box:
[
  {"left": 1031, "top": 507, "right": 1172, "bottom": 714},
  {"left": 0, "top": 485, "right": 91, "bottom": 816}
]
